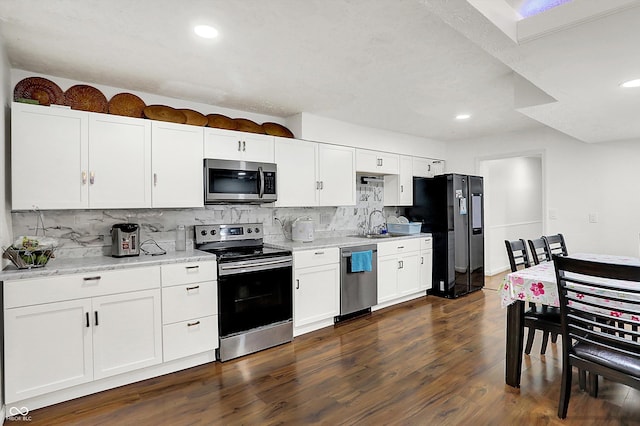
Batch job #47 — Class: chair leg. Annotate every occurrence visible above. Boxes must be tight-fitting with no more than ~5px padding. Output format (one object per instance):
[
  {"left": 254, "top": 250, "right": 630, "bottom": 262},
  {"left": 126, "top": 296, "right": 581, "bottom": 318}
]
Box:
[
  {"left": 551, "top": 332, "right": 559, "bottom": 343},
  {"left": 588, "top": 373, "right": 599, "bottom": 398},
  {"left": 524, "top": 327, "right": 536, "bottom": 355},
  {"left": 578, "top": 369, "right": 586, "bottom": 391},
  {"left": 540, "top": 332, "right": 550, "bottom": 354},
  {"left": 558, "top": 362, "right": 572, "bottom": 418}
]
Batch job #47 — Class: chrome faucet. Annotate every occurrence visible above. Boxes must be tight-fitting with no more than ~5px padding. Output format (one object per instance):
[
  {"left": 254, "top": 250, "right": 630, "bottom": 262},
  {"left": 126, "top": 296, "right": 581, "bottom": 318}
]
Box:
[{"left": 368, "top": 209, "right": 386, "bottom": 235}]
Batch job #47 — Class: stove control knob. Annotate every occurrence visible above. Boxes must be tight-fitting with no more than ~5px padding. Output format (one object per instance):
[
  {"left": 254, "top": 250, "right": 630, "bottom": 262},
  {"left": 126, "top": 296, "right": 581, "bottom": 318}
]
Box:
[
  {"left": 200, "top": 230, "right": 207, "bottom": 236},
  {"left": 247, "top": 228, "right": 252, "bottom": 234},
  {"left": 255, "top": 228, "right": 260, "bottom": 233},
  {"left": 210, "top": 229, "right": 216, "bottom": 235}
]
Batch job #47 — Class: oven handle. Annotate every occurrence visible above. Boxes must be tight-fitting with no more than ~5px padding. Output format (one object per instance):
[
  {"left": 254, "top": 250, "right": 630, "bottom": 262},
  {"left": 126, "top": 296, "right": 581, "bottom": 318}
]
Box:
[
  {"left": 219, "top": 257, "right": 293, "bottom": 276},
  {"left": 258, "top": 167, "right": 265, "bottom": 199}
]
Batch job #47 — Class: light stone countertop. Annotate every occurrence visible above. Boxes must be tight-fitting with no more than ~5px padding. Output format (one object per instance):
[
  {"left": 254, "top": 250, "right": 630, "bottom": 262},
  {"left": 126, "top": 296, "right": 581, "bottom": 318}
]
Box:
[
  {"left": 0, "top": 249, "right": 216, "bottom": 281},
  {"left": 266, "top": 233, "right": 432, "bottom": 252}
]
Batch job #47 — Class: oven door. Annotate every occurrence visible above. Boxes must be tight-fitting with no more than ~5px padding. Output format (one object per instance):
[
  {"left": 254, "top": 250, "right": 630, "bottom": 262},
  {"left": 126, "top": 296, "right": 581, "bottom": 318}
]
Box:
[
  {"left": 218, "top": 256, "right": 293, "bottom": 337},
  {"left": 204, "top": 159, "right": 277, "bottom": 203}
]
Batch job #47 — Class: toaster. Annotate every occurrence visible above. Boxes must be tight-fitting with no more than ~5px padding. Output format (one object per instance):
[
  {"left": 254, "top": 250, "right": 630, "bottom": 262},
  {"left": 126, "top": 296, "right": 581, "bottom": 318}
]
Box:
[{"left": 111, "top": 223, "right": 140, "bottom": 257}]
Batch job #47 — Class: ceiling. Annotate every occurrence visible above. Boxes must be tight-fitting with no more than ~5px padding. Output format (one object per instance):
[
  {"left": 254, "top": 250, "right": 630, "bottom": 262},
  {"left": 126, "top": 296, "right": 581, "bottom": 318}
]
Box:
[{"left": 0, "top": 0, "right": 638, "bottom": 143}]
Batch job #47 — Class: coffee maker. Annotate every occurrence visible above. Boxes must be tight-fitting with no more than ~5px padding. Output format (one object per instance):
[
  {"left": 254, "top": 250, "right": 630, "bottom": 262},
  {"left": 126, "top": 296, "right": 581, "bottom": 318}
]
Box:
[{"left": 111, "top": 223, "right": 140, "bottom": 257}]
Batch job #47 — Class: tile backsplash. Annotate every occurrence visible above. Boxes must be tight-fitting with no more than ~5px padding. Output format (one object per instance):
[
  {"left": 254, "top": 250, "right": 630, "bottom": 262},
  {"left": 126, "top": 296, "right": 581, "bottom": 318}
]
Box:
[{"left": 11, "top": 178, "right": 401, "bottom": 257}]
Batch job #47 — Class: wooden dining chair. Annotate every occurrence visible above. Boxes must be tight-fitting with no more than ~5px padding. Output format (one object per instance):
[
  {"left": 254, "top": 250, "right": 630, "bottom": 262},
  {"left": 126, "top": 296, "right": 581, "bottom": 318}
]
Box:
[
  {"left": 505, "top": 239, "right": 561, "bottom": 355},
  {"left": 543, "top": 233, "right": 568, "bottom": 257},
  {"left": 528, "top": 238, "right": 551, "bottom": 265},
  {"left": 553, "top": 255, "right": 640, "bottom": 419}
]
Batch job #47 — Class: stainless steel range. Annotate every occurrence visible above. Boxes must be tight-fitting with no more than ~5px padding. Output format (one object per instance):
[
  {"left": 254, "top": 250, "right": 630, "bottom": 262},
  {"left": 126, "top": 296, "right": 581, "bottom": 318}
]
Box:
[{"left": 195, "top": 223, "right": 293, "bottom": 362}]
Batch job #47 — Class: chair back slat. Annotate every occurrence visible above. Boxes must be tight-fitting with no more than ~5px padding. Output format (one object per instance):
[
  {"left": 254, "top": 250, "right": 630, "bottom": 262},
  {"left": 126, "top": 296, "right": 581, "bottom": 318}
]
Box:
[
  {"left": 554, "top": 254, "right": 640, "bottom": 360},
  {"left": 544, "top": 233, "right": 568, "bottom": 256},
  {"left": 528, "top": 238, "right": 550, "bottom": 265},
  {"left": 505, "top": 239, "right": 531, "bottom": 272}
]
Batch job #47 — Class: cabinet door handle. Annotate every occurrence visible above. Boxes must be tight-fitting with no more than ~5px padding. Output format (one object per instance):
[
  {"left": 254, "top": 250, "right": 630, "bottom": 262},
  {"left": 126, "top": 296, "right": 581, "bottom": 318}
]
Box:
[
  {"left": 428, "top": 164, "right": 431, "bottom": 172},
  {"left": 83, "top": 276, "right": 101, "bottom": 281},
  {"left": 397, "top": 246, "right": 404, "bottom": 250},
  {"left": 154, "top": 173, "right": 158, "bottom": 186},
  {"left": 296, "top": 279, "right": 300, "bottom": 290},
  {"left": 238, "top": 140, "right": 242, "bottom": 151},
  {"left": 314, "top": 251, "right": 324, "bottom": 255},
  {"left": 401, "top": 185, "right": 404, "bottom": 193},
  {"left": 187, "top": 321, "right": 201, "bottom": 327},
  {"left": 400, "top": 260, "right": 404, "bottom": 269},
  {"left": 82, "top": 171, "right": 87, "bottom": 184},
  {"left": 242, "top": 141, "right": 246, "bottom": 151},
  {"left": 320, "top": 181, "right": 324, "bottom": 190},
  {"left": 186, "top": 285, "right": 200, "bottom": 291},
  {"left": 185, "top": 265, "right": 200, "bottom": 270},
  {"left": 85, "top": 312, "right": 90, "bottom": 328},
  {"left": 94, "top": 311, "right": 99, "bottom": 326},
  {"left": 316, "top": 181, "right": 320, "bottom": 190},
  {"left": 421, "top": 256, "right": 424, "bottom": 265},
  {"left": 89, "top": 171, "right": 95, "bottom": 185}
]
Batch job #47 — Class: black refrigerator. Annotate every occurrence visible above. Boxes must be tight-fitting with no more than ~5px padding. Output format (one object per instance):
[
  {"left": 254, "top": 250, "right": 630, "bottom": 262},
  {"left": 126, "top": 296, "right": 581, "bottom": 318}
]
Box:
[{"left": 404, "top": 174, "right": 484, "bottom": 298}]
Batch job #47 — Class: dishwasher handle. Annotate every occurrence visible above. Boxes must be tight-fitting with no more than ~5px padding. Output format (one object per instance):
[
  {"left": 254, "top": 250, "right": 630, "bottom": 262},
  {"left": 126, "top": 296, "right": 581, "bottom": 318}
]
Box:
[{"left": 342, "top": 249, "right": 377, "bottom": 258}]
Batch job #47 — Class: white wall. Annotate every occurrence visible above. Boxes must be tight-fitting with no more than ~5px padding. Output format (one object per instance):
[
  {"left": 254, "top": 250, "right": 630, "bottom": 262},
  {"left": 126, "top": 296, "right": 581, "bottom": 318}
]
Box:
[
  {"left": 287, "top": 112, "right": 447, "bottom": 159},
  {"left": 480, "top": 156, "right": 543, "bottom": 274},
  {"left": 0, "top": 28, "right": 9, "bottom": 420},
  {"left": 446, "top": 126, "right": 640, "bottom": 258}
]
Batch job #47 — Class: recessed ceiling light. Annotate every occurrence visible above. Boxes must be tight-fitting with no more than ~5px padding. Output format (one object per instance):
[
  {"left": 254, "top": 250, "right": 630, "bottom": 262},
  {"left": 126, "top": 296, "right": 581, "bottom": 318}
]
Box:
[
  {"left": 620, "top": 79, "right": 640, "bottom": 88},
  {"left": 194, "top": 25, "right": 218, "bottom": 39},
  {"left": 456, "top": 114, "right": 471, "bottom": 120}
]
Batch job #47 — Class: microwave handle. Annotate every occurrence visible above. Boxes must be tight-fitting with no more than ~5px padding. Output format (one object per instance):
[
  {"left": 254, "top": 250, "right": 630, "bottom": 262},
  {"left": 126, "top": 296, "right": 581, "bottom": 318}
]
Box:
[{"left": 258, "top": 167, "right": 265, "bottom": 199}]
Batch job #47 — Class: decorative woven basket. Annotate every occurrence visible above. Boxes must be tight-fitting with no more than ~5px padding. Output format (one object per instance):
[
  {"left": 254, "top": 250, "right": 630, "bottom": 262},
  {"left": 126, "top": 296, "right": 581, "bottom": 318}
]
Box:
[
  {"left": 207, "top": 113, "right": 237, "bottom": 130},
  {"left": 64, "top": 85, "right": 108, "bottom": 113},
  {"left": 108, "top": 92, "right": 146, "bottom": 118},
  {"left": 262, "top": 122, "right": 294, "bottom": 138},
  {"left": 14, "top": 77, "right": 65, "bottom": 106},
  {"left": 234, "top": 118, "right": 265, "bottom": 134},
  {"left": 143, "top": 105, "right": 187, "bottom": 124},
  {"left": 177, "top": 109, "right": 208, "bottom": 126}
]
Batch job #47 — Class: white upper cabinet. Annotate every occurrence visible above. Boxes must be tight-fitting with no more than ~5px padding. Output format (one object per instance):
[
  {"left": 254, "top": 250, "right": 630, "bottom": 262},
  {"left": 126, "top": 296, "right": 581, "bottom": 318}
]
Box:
[
  {"left": 151, "top": 121, "right": 204, "bottom": 208},
  {"left": 275, "top": 139, "right": 355, "bottom": 207},
  {"left": 11, "top": 103, "right": 152, "bottom": 210},
  {"left": 317, "top": 143, "right": 356, "bottom": 206},
  {"left": 204, "top": 127, "right": 274, "bottom": 163},
  {"left": 413, "top": 157, "right": 446, "bottom": 178},
  {"left": 356, "top": 149, "right": 399, "bottom": 175},
  {"left": 274, "top": 137, "right": 319, "bottom": 207},
  {"left": 88, "top": 114, "right": 152, "bottom": 208},
  {"left": 12, "top": 102, "right": 89, "bottom": 210},
  {"left": 384, "top": 155, "right": 413, "bottom": 206}
]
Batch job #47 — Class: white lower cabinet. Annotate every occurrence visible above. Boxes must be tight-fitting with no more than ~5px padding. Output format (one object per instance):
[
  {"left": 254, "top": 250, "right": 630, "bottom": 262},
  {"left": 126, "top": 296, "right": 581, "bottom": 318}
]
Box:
[
  {"left": 419, "top": 237, "right": 433, "bottom": 292},
  {"left": 92, "top": 289, "right": 162, "bottom": 380},
  {"left": 293, "top": 248, "right": 340, "bottom": 335},
  {"left": 160, "top": 261, "right": 218, "bottom": 362},
  {"left": 376, "top": 239, "right": 422, "bottom": 305},
  {"left": 4, "top": 281, "right": 162, "bottom": 404},
  {"left": 4, "top": 299, "right": 94, "bottom": 402}
]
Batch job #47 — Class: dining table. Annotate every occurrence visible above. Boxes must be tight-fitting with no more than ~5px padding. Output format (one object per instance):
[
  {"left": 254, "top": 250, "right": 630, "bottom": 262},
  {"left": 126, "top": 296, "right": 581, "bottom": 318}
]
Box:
[{"left": 499, "top": 252, "right": 640, "bottom": 388}]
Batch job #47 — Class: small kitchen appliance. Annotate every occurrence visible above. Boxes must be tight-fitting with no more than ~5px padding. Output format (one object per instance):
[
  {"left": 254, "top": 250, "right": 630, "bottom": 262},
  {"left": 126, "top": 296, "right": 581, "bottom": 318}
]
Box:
[
  {"left": 111, "top": 223, "right": 140, "bottom": 257},
  {"left": 291, "top": 217, "right": 314, "bottom": 242}
]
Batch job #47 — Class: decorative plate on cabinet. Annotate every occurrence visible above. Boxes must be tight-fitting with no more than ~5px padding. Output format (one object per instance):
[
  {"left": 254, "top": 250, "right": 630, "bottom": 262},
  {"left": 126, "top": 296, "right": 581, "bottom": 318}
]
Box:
[
  {"left": 64, "top": 85, "right": 108, "bottom": 113},
  {"left": 143, "top": 105, "right": 187, "bottom": 124},
  {"left": 177, "top": 109, "right": 208, "bottom": 126},
  {"left": 14, "top": 77, "right": 65, "bottom": 106},
  {"left": 233, "top": 118, "right": 266, "bottom": 134},
  {"left": 206, "top": 113, "right": 237, "bottom": 130},
  {"left": 108, "top": 92, "right": 146, "bottom": 118},
  {"left": 262, "top": 122, "right": 294, "bottom": 138}
]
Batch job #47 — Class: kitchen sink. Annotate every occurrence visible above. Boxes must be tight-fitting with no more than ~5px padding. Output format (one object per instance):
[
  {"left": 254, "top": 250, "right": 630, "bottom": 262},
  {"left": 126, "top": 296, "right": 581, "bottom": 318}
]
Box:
[{"left": 348, "top": 233, "right": 395, "bottom": 239}]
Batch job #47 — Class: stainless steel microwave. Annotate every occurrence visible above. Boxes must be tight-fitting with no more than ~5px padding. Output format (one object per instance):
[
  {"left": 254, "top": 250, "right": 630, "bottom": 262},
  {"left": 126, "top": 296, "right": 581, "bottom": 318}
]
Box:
[{"left": 204, "top": 159, "right": 277, "bottom": 204}]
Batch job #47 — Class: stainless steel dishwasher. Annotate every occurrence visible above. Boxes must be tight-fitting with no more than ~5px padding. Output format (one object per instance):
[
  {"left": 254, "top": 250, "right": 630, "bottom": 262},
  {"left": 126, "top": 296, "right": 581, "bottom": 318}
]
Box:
[{"left": 337, "top": 244, "right": 378, "bottom": 321}]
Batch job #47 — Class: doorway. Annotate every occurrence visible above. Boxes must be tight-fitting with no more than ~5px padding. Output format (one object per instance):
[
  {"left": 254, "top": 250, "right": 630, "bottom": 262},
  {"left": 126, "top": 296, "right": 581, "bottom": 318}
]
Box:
[{"left": 478, "top": 154, "right": 544, "bottom": 282}]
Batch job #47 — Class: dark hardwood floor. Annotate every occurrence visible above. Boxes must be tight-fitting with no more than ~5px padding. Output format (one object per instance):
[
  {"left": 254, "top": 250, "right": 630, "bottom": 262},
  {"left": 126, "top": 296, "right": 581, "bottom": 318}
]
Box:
[{"left": 15, "top": 286, "right": 640, "bottom": 425}]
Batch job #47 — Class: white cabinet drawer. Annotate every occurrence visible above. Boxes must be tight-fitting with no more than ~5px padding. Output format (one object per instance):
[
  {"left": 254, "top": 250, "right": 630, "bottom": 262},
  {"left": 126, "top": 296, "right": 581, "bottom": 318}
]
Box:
[
  {"left": 377, "top": 239, "right": 420, "bottom": 257},
  {"left": 4, "top": 266, "right": 160, "bottom": 309},
  {"left": 160, "top": 260, "right": 217, "bottom": 287},
  {"left": 420, "top": 237, "right": 433, "bottom": 250},
  {"left": 162, "top": 281, "right": 217, "bottom": 324},
  {"left": 293, "top": 247, "right": 339, "bottom": 269},
  {"left": 162, "top": 315, "right": 218, "bottom": 362}
]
